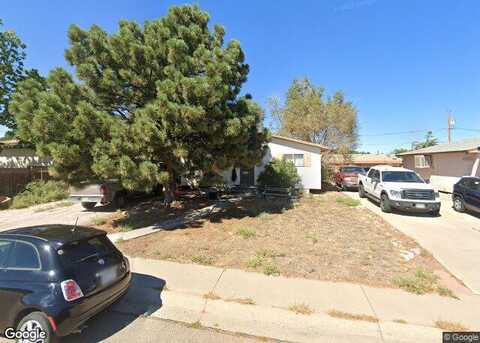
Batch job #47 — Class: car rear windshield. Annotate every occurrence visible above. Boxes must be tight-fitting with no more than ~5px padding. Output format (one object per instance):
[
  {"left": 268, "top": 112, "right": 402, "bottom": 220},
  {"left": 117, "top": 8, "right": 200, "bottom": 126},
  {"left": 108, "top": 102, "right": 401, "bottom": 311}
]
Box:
[
  {"left": 341, "top": 167, "right": 365, "bottom": 174},
  {"left": 58, "top": 235, "right": 116, "bottom": 266},
  {"left": 382, "top": 171, "right": 424, "bottom": 183}
]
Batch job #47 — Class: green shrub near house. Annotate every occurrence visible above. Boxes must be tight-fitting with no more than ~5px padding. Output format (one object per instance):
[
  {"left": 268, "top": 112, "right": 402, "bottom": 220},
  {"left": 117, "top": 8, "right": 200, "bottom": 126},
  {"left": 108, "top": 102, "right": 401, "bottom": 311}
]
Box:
[
  {"left": 10, "top": 180, "right": 69, "bottom": 209},
  {"left": 257, "top": 158, "right": 300, "bottom": 188}
]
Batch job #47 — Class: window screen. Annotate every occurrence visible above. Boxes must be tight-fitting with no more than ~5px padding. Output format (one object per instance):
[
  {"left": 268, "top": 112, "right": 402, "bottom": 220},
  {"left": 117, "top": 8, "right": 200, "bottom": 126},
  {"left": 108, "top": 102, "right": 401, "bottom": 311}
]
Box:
[{"left": 6, "top": 242, "right": 40, "bottom": 269}]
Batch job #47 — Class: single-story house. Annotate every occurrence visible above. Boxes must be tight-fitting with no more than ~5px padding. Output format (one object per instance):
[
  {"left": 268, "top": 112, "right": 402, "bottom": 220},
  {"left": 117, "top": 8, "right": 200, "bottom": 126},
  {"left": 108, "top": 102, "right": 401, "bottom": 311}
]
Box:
[
  {"left": 222, "top": 135, "right": 329, "bottom": 192},
  {"left": 397, "top": 138, "right": 480, "bottom": 192},
  {"left": 328, "top": 153, "right": 402, "bottom": 171},
  {"left": 0, "top": 139, "right": 51, "bottom": 195}
]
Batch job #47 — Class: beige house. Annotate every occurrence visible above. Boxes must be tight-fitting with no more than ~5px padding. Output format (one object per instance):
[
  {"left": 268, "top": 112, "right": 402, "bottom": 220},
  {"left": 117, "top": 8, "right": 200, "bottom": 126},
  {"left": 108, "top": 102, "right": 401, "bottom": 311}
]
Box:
[
  {"left": 397, "top": 138, "right": 480, "bottom": 192},
  {"left": 329, "top": 153, "right": 402, "bottom": 171}
]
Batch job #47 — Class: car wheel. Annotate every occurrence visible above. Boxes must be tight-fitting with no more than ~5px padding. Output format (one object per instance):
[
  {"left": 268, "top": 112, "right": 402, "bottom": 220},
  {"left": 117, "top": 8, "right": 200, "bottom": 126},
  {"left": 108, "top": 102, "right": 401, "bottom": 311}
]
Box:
[
  {"left": 453, "top": 196, "right": 465, "bottom": 212},
  {"left": 380, "top": 193, "right": 392, "bottom": 213},
  {"left": 81, "top": 202, "right": 96, "bottom": 210},
  {"left": 17, "top": 311, "right": 57, "bottom": 343},
  {"left": 358, "top": 184, "right": 366, "bottom": 198},
  {"left": 341, "top": 183, "right": 347, "bottom": 191}
]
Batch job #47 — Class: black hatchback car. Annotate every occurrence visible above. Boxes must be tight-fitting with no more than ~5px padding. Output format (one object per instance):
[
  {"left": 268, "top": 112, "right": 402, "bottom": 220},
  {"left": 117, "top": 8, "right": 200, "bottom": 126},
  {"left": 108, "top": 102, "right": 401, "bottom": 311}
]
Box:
[
  {"left": 0, "top": 225, "right": 131, "bottom": 342},
  {"left": 452, "top": 176, "right": 480, "bottom": 213}
]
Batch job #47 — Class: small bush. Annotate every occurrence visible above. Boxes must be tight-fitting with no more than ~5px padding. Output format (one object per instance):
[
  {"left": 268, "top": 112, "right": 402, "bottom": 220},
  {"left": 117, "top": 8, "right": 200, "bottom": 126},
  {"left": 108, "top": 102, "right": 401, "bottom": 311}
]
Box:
[
  {"left": 236, "top": 227, "right": 256, "bottom": 239},
  {"left": 247, "top": 255, "right": 265, "bottom": 268},
  {"left": 393, "top": 268, "right": 438, "bottom": 294},
  {"left": 435, "top": 320, "right": 469, "bottom": 331},
  {"left": 91, "top": 217, "right": 107, "bottom": 226},
  {"left": 263, "top": 262, "right": 280, "bottom": 276},
  {"left": 11, "top": 180, "right": 69, "bottom": 209},
  {"left": 257, "top": 158, "right": 300, "bottom": 188}
]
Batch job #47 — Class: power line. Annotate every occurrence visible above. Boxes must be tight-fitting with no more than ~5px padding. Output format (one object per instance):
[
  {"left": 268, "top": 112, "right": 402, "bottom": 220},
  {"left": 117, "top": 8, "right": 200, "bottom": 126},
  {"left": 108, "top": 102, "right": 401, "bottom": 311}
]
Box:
[{"left": 358, "top": 128, "right": 447, "bottom": 137}]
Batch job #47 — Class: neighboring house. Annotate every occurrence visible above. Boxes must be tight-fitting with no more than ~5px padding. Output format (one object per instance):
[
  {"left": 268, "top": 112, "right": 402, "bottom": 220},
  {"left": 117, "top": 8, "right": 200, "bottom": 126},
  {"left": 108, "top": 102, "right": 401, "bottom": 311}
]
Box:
[
  {"left": 0, "top": 140, "right": 51, "bottom": 195},
  {"left": 222, "top": 135, "right": 329, "bottom": 192},
  {"left": 397, "top": 138, "right": 480, "bottom": 192},
  {"left": 329, "top": 153, "right": 402, "bottom": 171}
]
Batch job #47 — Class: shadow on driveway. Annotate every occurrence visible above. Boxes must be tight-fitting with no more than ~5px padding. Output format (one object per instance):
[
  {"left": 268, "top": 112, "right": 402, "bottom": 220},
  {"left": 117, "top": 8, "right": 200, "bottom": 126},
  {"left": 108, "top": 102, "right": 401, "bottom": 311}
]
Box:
[{"left": 64, "top": 272, "right": 165, "bottom": 342}]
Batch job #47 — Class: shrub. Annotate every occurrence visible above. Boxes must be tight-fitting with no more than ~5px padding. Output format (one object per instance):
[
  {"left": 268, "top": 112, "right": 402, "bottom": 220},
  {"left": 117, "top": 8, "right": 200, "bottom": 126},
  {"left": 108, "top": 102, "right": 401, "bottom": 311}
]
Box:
[
  {"left": 199, "top": 172, "right": 224, "bottom": 188},
  {"left": 257, "top": 158, "right": 300, "bottom": 188},
  {"left": 11, "top": 180, "right": 69, "bottom": 209}
]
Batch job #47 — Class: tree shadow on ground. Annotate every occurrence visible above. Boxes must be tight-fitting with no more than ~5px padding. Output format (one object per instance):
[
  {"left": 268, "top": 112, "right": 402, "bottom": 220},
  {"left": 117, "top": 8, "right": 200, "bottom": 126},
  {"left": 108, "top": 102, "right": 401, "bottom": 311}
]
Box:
[{"left": 63, "top": 272, "right": 165, "bottom": 342}]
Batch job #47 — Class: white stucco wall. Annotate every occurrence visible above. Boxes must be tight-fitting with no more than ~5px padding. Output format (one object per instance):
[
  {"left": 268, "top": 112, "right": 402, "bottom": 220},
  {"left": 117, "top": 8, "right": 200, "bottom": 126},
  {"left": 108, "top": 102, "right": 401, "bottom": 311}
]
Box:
[{"left": 222, "top": 138, "right": 323, "bottom": 190}]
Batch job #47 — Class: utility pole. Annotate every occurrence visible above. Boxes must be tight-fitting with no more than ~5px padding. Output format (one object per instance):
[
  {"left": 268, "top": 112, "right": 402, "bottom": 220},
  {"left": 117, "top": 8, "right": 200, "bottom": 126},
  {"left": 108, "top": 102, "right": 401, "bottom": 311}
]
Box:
[{"left": 447, "top": 111, "right": 455, "bottom": 144}]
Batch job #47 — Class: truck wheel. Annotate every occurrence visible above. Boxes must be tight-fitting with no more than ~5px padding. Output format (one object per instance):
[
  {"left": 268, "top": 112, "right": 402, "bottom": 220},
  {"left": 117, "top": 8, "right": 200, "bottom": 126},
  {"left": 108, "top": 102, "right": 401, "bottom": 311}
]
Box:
[
  {"left": 17, "top": 311, "right": 57, "bottom": 343},
  {"left": 380, "top": 194, "right": 392, "bottom": 213},
  {"left": 453, "top": 196, "right": 465, "bottom": 212},
  {"left": 358, "top": 184, "right": 366, "bottom": 198},
  {"left": 81, "top": 202, "right": 96, "bottom": 210}
]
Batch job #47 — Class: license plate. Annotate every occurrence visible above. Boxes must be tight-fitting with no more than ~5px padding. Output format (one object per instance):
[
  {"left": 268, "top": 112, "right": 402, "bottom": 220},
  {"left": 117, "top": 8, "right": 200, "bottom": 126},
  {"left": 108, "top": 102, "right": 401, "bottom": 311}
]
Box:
[
  {"left": 100, "top": 267, "right": 117, "bottom": 286},
  {"left": 415, "top": 203, "right": 426, "bottom": 209}
]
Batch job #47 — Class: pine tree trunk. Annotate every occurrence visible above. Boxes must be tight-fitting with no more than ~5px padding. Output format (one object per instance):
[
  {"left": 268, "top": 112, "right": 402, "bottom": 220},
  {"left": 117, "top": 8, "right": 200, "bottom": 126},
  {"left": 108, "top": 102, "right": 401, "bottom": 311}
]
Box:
[{"left": 163, "top": 168, "right": 176, "bottom": 206}]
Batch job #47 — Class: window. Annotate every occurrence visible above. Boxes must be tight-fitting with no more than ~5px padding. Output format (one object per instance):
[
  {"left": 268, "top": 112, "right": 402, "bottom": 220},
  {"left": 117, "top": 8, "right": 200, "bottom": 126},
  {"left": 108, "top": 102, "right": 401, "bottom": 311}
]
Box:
[
  {"left": 414, "top": 155, "right": 431, "bottom": 168},
  {"left": 368, "top": 169, "right": 380, "bottom": 180},
  {"left": 58, "top": 236, "right": 115, "bottom": 266},
  {"left": 382, "top": 171, "right": 424, "bottom": 183},
  {"left": 283, "top": 154, "right": 304, "bottom": 167},
  {"left": 341, "top": 167, "right": 366, "bottom": 174},
  {"left": 0, "top": 240, "right": 14, "bottom": 268},
  {"left": 6, "top": 241, "right": 40, "bottom": 270}
]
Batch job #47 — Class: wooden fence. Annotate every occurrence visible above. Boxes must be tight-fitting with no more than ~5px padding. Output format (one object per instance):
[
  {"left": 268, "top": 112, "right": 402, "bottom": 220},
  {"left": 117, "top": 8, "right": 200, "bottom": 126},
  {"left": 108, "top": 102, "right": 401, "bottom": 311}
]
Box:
[{"left": 0, "top": 167, "right": 50, "bottom": 196}]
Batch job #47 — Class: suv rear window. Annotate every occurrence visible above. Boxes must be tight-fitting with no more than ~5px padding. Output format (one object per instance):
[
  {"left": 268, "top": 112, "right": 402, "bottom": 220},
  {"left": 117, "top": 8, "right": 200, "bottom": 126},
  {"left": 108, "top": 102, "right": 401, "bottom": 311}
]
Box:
[{"left": 58, "top": 236, "right": 116, "bottom": 266}]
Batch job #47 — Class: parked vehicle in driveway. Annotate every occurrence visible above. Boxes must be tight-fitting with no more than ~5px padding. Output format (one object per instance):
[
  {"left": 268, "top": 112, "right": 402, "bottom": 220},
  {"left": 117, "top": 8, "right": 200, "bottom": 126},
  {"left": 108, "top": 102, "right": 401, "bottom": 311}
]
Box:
[
  {"left": 334, "top": 166, "right": 366, "bottom": 190},
  {"left": 70, "top": 181, "right": 163, "bottom": 210},
  {"left": 452, "top": 176, "right": 480, "bottom": 213},
  {"left": 358, "top": 165, "right": 441, "bottom": 215},
  {"left": 0, "top": 225, "right": 131, "bottom": 342}
]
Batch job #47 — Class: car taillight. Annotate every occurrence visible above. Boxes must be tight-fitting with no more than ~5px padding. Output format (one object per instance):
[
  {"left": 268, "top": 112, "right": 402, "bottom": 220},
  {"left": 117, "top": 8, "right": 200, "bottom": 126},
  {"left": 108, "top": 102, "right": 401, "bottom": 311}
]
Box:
[
  {"left": 99, "top": 184, "right": 107, "bottom": 194},
  {"left": 61, "top": 280, "right": 84, "bottom": 302}
]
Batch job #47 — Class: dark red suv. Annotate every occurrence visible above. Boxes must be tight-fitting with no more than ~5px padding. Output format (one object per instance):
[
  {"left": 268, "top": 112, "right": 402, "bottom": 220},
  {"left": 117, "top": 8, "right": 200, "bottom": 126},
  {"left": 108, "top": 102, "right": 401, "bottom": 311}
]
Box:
[
  {"left": 0, "top": 225, "right": 131, "bottom": 342},
  {"left": 334, "top": 166, "right": 366, "bottom": 190}
]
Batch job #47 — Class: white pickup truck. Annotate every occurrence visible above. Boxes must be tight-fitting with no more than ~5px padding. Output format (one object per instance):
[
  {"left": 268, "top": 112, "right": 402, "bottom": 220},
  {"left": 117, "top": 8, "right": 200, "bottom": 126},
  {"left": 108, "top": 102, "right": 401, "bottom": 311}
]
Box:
[{"left": 357, "top": 165, "right": 441, "bottom": 215}]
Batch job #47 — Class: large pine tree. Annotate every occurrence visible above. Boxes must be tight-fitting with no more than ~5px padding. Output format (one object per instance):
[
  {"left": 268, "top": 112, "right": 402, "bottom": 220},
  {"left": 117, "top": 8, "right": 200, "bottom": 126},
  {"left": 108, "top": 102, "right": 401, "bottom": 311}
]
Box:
[{"left": 11, "top": 5, "right": 268, "bottom": 201}]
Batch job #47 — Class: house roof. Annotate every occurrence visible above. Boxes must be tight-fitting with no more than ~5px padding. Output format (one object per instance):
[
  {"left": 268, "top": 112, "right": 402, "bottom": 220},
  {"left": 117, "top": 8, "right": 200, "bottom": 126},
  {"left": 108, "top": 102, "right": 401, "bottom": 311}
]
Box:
[
  {"left": 329, "top": 154, "right": 403, "bottom": 165},
  {"left": 396, "top": 138, "right": 480, "bottom": 156},
  {"left": 271, "top": 135, "right": 330, "bottom": 151}
]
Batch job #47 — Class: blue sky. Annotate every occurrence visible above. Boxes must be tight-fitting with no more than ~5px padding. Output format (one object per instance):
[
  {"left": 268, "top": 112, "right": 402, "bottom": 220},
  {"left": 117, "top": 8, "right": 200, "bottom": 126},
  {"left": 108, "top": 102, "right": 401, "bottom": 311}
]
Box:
[{"left": 2, "top": 0, "right": 479, "bottom": 153}]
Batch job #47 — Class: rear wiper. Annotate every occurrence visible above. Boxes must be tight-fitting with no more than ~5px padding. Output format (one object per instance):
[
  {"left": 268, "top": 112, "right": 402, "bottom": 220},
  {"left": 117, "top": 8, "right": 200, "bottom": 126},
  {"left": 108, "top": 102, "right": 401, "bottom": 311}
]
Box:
[{"left": 78, "top": 253, "right": 101, "bottom": 263}]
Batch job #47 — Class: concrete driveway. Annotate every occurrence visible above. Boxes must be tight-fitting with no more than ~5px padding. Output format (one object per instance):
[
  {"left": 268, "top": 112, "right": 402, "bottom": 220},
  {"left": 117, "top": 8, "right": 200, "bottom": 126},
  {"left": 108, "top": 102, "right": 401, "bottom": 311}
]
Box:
[
  {"left": 0, "top": 201, "right": 116, "bottom": 232},
  {"left": 347, "top": 191, "right": 480, "bottom": 294}
]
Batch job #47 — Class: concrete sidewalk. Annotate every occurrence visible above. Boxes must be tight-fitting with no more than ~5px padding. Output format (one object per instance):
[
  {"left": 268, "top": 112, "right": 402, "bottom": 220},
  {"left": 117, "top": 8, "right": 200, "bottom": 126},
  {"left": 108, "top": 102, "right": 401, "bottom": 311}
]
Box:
[
  {"left": 122, "top": 257, "right": 479, "bottom": 343},
  {"left": 346, "top": 191, "right": 480, "bottom": 295}
]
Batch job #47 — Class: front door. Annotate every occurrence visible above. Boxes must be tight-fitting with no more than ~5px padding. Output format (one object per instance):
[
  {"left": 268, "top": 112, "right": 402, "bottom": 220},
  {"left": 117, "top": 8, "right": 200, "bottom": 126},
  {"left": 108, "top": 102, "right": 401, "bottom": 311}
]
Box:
[{"left": 240, "top": 168, "right": 255, "bottom": 187}]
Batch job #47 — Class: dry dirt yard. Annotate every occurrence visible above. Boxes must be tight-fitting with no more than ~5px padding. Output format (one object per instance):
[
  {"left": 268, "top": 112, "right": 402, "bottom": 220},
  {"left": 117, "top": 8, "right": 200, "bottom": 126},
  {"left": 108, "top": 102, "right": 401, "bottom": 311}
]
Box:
[{"left": 116, "top": 192, "right": 463, "bottom": 296}]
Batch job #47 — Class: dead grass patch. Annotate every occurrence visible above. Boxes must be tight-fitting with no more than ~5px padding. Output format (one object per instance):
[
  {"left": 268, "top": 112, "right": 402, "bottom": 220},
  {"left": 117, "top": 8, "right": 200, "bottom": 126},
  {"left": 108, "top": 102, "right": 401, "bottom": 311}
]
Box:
[
  {"left": 203, "top": 292, "right": 221, "bottom": 300},
  {"left": 435, "top": 320, "right": 469, "bottom": 331},
  {"left": 327, "top": 309, "right": 379, "bottom": 323},
  {"left": 226, "top": 297, "right": 255, "bottom": 305},
  {"left": 393, "top": 319, "right": 408, "bottom": 324},
  {"left": 289, "top": 303, "right": 314, "bottom": 315},
  {"left": 118, "top": 192, "right": 459, "bottom": 291}
]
